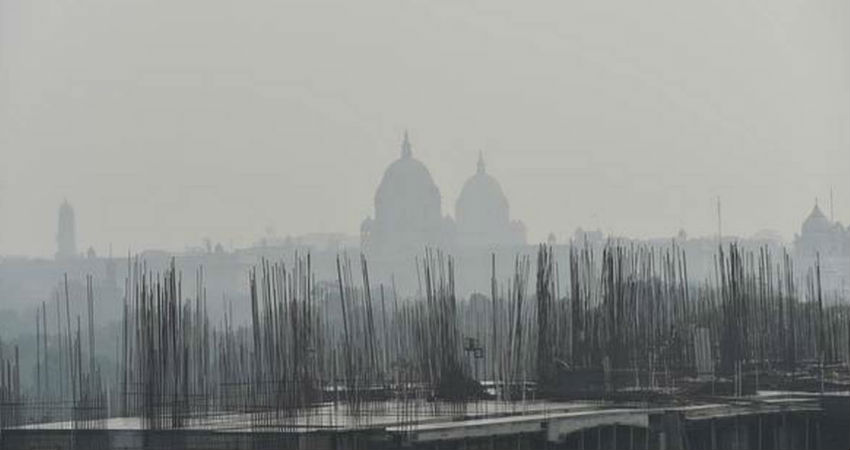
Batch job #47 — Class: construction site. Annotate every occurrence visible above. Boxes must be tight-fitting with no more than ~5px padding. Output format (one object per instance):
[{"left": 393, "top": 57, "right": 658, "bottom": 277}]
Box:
[{"left": 0, "top": 243, "right": 848, "bottom": 449}]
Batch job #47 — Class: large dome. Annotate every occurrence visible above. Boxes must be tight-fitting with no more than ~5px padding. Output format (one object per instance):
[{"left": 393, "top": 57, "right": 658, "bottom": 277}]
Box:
[
  {"left": 361, "top": 132, "right": 447, "bottom": 258},
  {"left": 373, "top": 133, "right": 441, "bottom": 228}
]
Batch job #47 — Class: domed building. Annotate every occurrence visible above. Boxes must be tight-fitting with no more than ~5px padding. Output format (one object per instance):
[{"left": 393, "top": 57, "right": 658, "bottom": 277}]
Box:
[
  {"left": 360, "top": 135, "right": 527, "bottom": 294},
  {"left": 795, "top": 202, "right": 847, "bottom": 259},
  {"left": 455, "top": 153, "right": 526, "bottom": 248},
  {"left": 361, "top": 132, "right": 453, "bottom": 258},
  {"left": 801, "top": 203, "right": 831, "bottom": 236},
  {"left": 794, "top": 201, "right": 850, "bottom": 298}
]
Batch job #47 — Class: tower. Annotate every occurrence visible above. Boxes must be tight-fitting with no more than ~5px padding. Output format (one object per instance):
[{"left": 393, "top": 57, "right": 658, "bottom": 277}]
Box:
[{"left": 56, "top": 200, "right": 77, "bottom": 260}]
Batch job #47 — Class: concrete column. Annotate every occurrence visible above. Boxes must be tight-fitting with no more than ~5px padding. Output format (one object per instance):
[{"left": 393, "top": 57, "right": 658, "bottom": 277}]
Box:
[
  {"left": 652, "top": 412, "right": 684, "bottom": 450},
  {"left": 612, "top": 425, "right": 617, "bottom": 450},
  {"left": 710, "top": 419, "right": 717, "bottom": 450}
]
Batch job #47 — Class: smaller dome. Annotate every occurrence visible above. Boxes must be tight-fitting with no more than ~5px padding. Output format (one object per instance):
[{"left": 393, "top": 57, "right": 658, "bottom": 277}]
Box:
[
  {"left": 455, "top": 153, "right": 510, "bottom": 226},
  {"left": 802, "top": 203, "right": 830, "bottom": 235},
  {"left": 455, "top": 152, "right": 525, "bottom": 246}
]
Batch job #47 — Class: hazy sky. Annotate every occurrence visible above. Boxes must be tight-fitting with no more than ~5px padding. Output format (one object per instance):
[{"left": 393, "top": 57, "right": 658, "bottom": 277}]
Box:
[{"left": 1, "top": 0, "right": 848, "bottom": 257}]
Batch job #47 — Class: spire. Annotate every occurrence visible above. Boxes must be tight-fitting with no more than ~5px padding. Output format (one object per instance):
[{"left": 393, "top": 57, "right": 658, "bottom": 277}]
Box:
[
  {"left": 830, "top": 187, "right": 834, "bottom": 222},
  {"left": 477, "top": 151, "right": 485, "bottom": 174},
  {"left": 401, "top": 130, "right": 412, "bottom": 158},
  {"left": 810, "top": 199, "right": 826, "bottom": 219}
]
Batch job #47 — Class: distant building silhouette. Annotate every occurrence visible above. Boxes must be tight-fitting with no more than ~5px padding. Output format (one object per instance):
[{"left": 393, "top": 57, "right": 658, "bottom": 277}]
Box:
[
  {"left": 361, "top": 133, "right": 527, "bottom": 258},
  {"left": 794, "top": 201, "right": 850, "bottom": 296},
  {"left": 455, "top": 152, "right": 526, "bottom": 247},
  {"left": 56, "top": 199, "right": 77, "bottom": 260},
  {"left": 361, "top": 132, "right": 454, "bottom": 260},
  {"left": 360, "top": 132, "right": 528, "bottom": 293},
  {"left": 794, "top": 202, "right": 847, "bottom": 257}
]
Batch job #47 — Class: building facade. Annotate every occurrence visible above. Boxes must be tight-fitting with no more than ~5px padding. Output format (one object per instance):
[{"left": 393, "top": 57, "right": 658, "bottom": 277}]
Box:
[{"left": 794, "top": 203, "right": 850, "bottom": 298}]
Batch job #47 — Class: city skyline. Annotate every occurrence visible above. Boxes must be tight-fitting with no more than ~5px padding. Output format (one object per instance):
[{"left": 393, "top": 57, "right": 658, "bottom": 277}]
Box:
[
  {"left": 7, "top": 153, "right": 845, "bottom": 261},
  {"left": 0, "top": 145, "right": 846, "bottom": 259},
  {"left": 2, "top": 0, "right": 848, "bottom": 257},
  {"left": 1, "top": 2, "right": 849, "bottom": 447},
  {"left": 0, "top": 0, "right": 850, "bottom": 256}
]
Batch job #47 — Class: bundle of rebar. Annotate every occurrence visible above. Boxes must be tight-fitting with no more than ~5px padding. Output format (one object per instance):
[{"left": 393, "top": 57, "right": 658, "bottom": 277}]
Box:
[{"left": 2, "top": 242, "right": 849, "bottom": 432}]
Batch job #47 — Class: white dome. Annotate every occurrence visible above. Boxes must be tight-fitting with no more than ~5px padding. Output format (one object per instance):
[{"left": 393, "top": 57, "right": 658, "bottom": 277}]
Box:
[
  {"left": 363, "top": 132, "right": 446, "bottom": 256},
  {"left": 455, "top": 159, "right": 510, "bottom": 227},
  {"left": 454, "top": 153, "right": 525, "bottom": 247},
  {"left": 373, "top": 133, "right": 442, "bottom": 231}
]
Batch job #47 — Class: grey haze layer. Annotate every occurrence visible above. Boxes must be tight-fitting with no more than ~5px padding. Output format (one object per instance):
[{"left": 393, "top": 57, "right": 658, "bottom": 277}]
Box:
[{"left": 1, "top": 0, "right": 848, "bottom": 257}]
